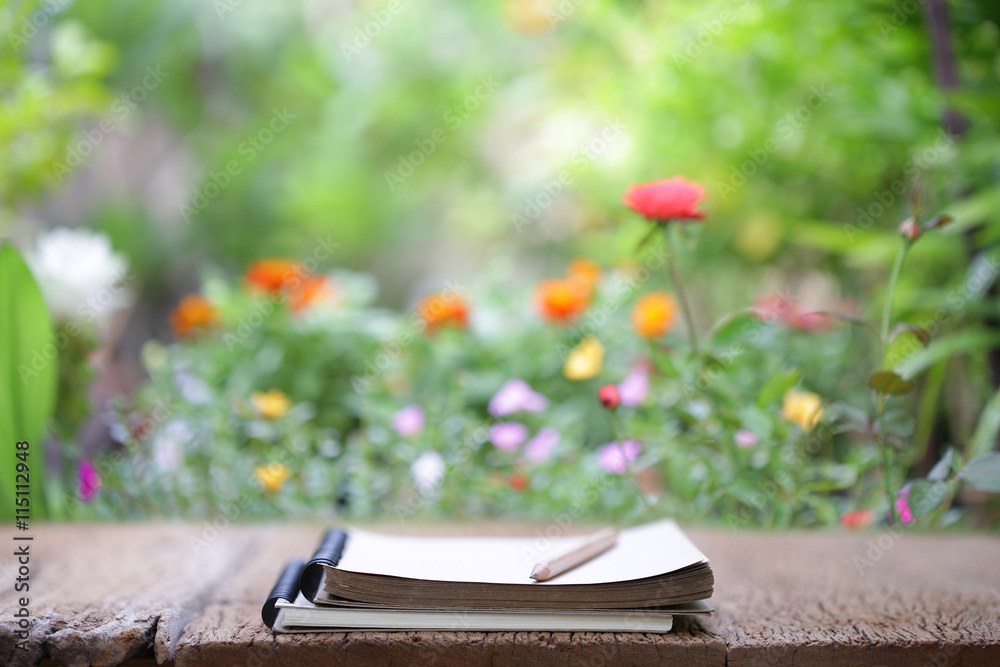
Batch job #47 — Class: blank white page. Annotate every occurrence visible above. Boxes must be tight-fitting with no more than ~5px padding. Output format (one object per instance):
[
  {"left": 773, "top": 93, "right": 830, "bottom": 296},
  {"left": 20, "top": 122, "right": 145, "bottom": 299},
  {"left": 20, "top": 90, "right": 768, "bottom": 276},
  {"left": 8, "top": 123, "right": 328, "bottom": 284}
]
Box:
[{"left": 334, "top": 520, "right": 707, "bottom": 585}]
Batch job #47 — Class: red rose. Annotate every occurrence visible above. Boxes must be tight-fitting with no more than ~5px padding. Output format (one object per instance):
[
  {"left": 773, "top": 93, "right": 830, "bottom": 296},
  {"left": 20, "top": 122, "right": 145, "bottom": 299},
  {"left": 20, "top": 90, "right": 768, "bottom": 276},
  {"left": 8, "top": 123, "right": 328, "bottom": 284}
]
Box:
[{"left": 622, "top": 177, "right": 706, "bottom": 222}]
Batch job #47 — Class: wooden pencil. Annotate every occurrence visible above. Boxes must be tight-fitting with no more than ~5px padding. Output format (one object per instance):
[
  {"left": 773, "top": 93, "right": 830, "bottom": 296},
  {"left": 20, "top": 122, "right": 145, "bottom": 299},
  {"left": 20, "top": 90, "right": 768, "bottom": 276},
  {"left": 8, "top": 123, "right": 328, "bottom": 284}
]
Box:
[{"left": 529, "top": 527, "right": 619, "bottom": 582}]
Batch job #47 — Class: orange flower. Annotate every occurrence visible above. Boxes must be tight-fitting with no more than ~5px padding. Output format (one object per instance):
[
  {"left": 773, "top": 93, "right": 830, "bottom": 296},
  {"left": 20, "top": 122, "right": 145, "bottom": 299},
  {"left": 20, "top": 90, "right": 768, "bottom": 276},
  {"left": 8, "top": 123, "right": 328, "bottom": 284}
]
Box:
[
  {"left": 169, "top": 294, "right": 218, "bottom": 337},
  {"left": 418, "top": 292, "right": 469, "bottom": 332},
  {"left": 536, "top": 278, "right": 588, "bottom": 323},
  {"left": 840, "top": 509, "right": 874, "bottom": 530},
  {"left": 508, "top": 472, "right": 529, "bottom": 491},
  {"left": 290, "top": 275, "right": 335, "bottom": 312},
  {"left": 244, "top": 259, "right": 304, "bottom": 293},
  {"left": 568, "top": 258, "right": 601, "bottom": 299},
  {"left": 631, "top": 292, "right": 677, "bottom": 338}
]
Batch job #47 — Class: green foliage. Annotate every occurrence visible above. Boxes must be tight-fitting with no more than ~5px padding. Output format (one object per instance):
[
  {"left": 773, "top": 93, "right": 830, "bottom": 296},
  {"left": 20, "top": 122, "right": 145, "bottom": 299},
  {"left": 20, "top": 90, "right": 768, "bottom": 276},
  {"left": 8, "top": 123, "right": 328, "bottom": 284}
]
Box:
[{"left": 0, "top": 244, "right": 57, "bottom": 519}]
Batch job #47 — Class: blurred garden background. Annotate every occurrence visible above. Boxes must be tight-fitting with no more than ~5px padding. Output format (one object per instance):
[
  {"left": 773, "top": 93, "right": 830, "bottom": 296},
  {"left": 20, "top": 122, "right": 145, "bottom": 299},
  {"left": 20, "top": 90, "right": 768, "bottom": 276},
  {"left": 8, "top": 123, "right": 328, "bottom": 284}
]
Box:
[{"left": 2, "top": 0, "right": 1000, "bottom": 527}]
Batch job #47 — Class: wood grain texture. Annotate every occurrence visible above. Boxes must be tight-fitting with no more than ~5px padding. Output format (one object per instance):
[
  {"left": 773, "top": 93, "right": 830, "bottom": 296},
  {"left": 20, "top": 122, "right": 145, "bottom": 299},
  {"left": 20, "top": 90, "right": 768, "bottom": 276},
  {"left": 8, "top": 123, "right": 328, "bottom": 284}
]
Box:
[{"left": 1, "top": 523, "right": 999, "bottom": 666}]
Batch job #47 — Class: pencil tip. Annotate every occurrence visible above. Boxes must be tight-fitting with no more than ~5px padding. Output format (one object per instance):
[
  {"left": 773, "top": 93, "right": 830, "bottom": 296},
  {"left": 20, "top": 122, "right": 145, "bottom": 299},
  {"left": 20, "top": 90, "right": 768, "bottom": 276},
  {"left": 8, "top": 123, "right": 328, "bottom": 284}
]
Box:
[{"left": 529, "top": 572, "right": 537, "bottom": 579}]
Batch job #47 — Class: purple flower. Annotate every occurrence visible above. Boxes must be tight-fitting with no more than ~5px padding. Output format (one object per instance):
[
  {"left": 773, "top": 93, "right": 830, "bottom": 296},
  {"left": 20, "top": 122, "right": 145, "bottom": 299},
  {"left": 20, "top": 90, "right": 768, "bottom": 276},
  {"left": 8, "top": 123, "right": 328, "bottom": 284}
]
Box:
[
  {"left": 891, "top": 487, "right": 916, "bottom": 525},
  {"left": 524, "top": 427, "right": 560, "bottom": 463},
  {"left": 488, "top": 379, "right": 548, "bottom": 417},
  {"left": 78, "top": 460, "right": 101, "bottom": 502},
  {"left": 734, "top": 429, "right": 759, "bottom": 448},
  {"left": 618, "top": 363, "right": 649, "bottom": 407},
  {"left": 598, "top": 440, "right": 642, "bottom": 474},
  {"left": 490, "top": 422, "right": 529, "bottom": 451},
  {"left": 392, "top": 404, "right": 425, "bottom": 438}
]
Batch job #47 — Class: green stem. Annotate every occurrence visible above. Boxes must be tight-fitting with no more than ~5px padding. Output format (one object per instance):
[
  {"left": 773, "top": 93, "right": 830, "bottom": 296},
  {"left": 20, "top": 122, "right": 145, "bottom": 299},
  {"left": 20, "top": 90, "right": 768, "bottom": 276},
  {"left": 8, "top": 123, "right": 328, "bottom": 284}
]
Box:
[
  {"left": 877, "top": 393, "right": 899, "bottom": 526},
  {"left": 664, "top": 226, "right": 699, "bottom": 355},
  {"left": 881, "top": 243, "right": 909, "bottom": 348}
]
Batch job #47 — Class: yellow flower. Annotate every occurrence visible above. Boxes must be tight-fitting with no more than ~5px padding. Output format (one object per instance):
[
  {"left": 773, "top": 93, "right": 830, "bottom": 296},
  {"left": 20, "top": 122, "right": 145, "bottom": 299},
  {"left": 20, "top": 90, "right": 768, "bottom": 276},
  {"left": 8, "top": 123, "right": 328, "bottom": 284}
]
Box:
[
  {"left": 251, "top": 390, "right": 291, "bottom": 420},
  {"left": 255, "top": 463, "right": 291, "bottom": 493},
  {"left": 563, "top": 336, "right": 604, "bottom": 380},
  {"left": 782, "top": 390, "right": 824, "bottom": 431}
]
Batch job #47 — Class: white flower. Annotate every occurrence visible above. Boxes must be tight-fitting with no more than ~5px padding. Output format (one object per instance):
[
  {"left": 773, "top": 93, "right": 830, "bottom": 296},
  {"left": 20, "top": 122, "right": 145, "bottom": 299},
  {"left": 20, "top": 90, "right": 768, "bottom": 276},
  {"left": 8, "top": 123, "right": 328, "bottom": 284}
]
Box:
[
  {"left": 28, "top": 227, "right": 129, "bottom": 323},
  {"left": 411, "top": 451, "right": 445, "bottom": 493},
  {"left": 153, "top": 421, "right": 190, "bottom": 472}
]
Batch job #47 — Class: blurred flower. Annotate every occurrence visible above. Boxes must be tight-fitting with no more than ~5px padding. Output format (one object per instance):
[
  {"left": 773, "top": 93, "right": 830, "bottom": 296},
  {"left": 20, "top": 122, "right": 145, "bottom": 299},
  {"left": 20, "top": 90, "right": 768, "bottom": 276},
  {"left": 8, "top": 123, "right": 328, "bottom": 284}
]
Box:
[
  {"left": 490, "top": 422, "right": 529, "bottom": 451},
  {"left": 898, "top": 217, "right": 920, "bottom": 241},
  {"left": 536, "top": 278, "right": 588, "bottom": 323},
  {"left": 153, "top": 421, "right": 189, "bottom": 472},
  {"left": 618, "top": 363, "right": 649, "bottom": 406},
  {"left": 781, "top": 390, "right": 824, "bottom": 431},
  {"left": 598, "top": 440, "right": 642, "bottom": 474},
  {"left": 77, "top": 459, "right": 101, "bottom": 502},
  {"left": 631, "top": 292, "right": 677, "bottom": 338},
  {"left": 840, "top": 509, "right": 874, "bottom": 530},
  {"left": 524, "top": 427, "right": 560, "bottom": 463},
  {"left": 392, "top": 404, "right": 425, "bottom": 438},
  {"left": 29, "top": 227, "right": 129, "bottom": 323},
  {"left": 622, "top": 177, "right": 706, "bottom": 222},
  {"left": 255, "top": 463, "right": 291, "bottom": 493},
  {"left": 568, "top": 258, "right": 601, "bottom": 299},
  {"left": 502, "top": 0, "right": 555, "bottom": 34},
  {"left": 245, "top": 258, "right": 304, "bottom": 293},
  {"left": 753, "top": 293, "right": 834, "bottom": 332},
  {"left": 411, "top": 451, "right": 445, "bottom": 491},
  {"left": 290, "top": 275, "right": 336, "bottom": 312},
  {"left": 508, "top": 472, "right": 529, "bottom": 491},
  {"left": 251, "top": 389, "right": 291, "bottom": 420},
  {"left": 488, "top": 379, "right": 548, "bottom": 417},
  {"left": 563, "top": 336, "right": 604, "bottom": 380},
  {"left": 598, "top": 383, "right": 620, "bottom": 409},
  {"left": 734, "top": 429, "right": 759, "bottom": 448},
  {"left": 169, "top": 294, "right": 218, "bottom": 337},
  {"left": 892, "top": 488, "right": 916, "bottom": 525},
  {"left": 418, "top": 292, "right": 469, "bottom": 332}
]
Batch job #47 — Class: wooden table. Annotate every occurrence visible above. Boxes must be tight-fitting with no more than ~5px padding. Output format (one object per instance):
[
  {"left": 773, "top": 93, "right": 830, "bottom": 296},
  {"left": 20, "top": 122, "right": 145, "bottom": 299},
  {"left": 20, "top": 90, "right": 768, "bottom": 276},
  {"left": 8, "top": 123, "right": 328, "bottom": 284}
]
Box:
[{"left": 1, "top": 523, "right": 998, "bottom": 666}]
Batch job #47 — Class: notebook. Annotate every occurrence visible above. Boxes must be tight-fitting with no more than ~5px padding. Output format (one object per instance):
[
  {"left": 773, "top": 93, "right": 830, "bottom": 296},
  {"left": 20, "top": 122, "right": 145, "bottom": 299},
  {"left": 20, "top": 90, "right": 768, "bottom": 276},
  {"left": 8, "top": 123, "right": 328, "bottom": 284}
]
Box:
[{"left": 262, "top": 519, "right": 713, "bottom": 633}]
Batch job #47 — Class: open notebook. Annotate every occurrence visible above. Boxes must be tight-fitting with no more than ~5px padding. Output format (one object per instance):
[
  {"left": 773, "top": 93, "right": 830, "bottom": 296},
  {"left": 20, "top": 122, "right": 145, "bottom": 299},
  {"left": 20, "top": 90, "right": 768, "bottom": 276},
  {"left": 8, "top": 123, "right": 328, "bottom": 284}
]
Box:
[{"left": 262, "top": 519, "right": 713, "bottom": 633}]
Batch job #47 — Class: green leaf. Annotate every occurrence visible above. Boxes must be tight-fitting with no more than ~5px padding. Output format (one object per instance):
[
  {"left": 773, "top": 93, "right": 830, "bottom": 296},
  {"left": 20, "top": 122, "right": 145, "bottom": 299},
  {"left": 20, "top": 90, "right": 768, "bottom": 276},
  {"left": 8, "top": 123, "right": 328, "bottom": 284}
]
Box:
[
  {"left": 957, "top": 453, "right": 1000, "bottom": 493},
  {"left": 897, "top": 331, "right": 1000, "bottom": 380},
  {"left": 756, "top": 369, "right": 801, "bottom": 408},
  {"left": 868, "top": 370, "right": 915, "bottom": 395},
  {"left": 709, "top": 311, "right": 760, "bottom": 349},
  {"left": 927, "top": 448, "right": 953, "bottom": 482},
  {"left": 907, "top": 480, "right": 950, "bottom": 518},
  {"left": 0, "top": 245, "right": 58, "bottom": 519},
  {"left": 883, "top": 330, "right": 927, "bottom": 372},
  {"left": 968, "top": 390, "right": 1000, "bottom": 460}
]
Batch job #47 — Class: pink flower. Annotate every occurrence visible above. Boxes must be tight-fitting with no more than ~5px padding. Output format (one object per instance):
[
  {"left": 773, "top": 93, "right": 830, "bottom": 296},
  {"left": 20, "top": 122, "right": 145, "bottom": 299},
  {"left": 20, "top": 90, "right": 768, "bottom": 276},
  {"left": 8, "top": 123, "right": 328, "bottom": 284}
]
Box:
[
  {"left": 734, "top": 429, "right": 759, "bottom": 448},
  {"left": 618, "top": 363, "right": 649, "bottom": 406},
  {"left": 524, "top": 427, "right": 560, "bottom": 463},
  {"left": 392, "top": 405, "right": 425, "bottom": 438},
  {"left": 78, "top": 460, "right": 101, "bottom": 502},
  {"left": 490, "top": 422, "right": 529, "bottom": 451},
  {"left": 598, "top": 440, "right": 642, "bottom": 474},
  {"left": 488, "top": 379, "right": 548, "bottom": 417},
  {"left": 622, "top": 177, "right": 706, "bottom": 222},
  {"left": 892, "top": 488, "right": 916, "bottom": 525}
]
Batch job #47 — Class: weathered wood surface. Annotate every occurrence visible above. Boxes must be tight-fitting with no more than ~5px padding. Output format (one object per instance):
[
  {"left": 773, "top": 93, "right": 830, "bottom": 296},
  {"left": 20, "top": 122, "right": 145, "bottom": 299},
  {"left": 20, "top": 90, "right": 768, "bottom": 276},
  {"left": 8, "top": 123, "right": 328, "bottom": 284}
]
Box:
[{"left": 2, "top": 523, "right": 999, "bottom": 666}]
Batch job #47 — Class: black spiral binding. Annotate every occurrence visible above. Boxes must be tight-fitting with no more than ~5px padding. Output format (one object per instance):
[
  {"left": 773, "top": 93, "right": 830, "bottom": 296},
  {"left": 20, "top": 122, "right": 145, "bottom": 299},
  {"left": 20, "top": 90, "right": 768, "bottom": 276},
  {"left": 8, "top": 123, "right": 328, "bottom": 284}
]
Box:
[
  {"left": 261, "top": 559, "right": 305, "bottom": 629},
  {"left": 299, "top": 528, "right": 349, "bottom": 603}
]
